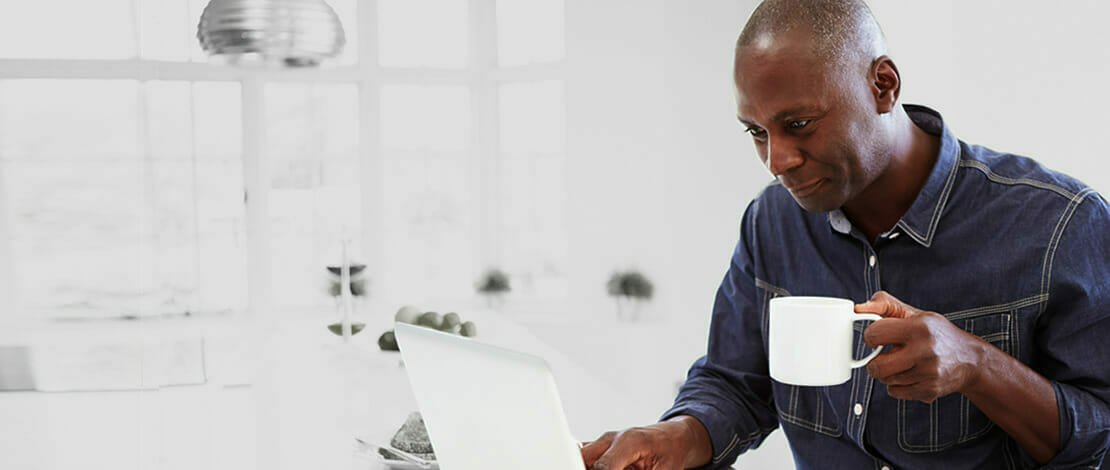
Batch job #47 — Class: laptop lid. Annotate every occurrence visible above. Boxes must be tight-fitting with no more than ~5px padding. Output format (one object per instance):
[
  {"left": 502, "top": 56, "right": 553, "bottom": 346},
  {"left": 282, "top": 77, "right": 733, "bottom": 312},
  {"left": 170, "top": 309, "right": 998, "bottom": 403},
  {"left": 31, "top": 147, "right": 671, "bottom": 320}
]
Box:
[{"left": 394, "top": 322, "right": 586, "bottom": 470}]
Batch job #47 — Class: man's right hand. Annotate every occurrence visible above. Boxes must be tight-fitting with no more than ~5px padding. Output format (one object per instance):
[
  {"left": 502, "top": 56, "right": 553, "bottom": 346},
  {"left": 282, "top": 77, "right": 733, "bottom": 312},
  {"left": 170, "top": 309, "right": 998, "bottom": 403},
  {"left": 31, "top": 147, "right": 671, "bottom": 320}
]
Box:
[{"left": 579, "top": 415, "right": 713, "bottom": 470}]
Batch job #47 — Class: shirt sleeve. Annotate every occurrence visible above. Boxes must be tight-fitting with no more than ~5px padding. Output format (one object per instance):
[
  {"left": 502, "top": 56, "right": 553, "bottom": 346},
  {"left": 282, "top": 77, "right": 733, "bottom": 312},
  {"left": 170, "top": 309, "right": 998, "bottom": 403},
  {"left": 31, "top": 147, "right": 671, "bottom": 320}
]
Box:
[
  {"left": 660, "top": 200, "right": 780, "bottom": 469},
  {"left": 1029, "top": 191, "right": 1110, "bottom": 469}
]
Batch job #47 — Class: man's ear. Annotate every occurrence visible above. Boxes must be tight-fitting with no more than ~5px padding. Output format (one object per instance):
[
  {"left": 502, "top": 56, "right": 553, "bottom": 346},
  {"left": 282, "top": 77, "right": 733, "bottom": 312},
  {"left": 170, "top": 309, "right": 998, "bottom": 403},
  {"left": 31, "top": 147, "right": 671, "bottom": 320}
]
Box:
[{"left": 871, "top": 55, "right": 900, "bottom": 113}]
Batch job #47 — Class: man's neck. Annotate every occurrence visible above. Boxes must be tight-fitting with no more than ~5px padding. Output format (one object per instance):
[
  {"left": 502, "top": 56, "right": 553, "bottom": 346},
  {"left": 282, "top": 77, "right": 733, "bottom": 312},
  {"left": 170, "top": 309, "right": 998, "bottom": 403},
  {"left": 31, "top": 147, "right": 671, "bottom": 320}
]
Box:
[{"left": 842, "top": 109, "right": 940, "bottom": 242}]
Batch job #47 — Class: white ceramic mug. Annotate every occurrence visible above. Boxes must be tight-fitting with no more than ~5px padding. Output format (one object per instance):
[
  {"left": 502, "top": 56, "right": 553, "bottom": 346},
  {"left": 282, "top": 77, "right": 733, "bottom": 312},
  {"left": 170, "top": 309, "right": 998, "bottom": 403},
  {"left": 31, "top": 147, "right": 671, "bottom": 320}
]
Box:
[{"left": 769, "top": 296, "right": 883, "bottom": 386}]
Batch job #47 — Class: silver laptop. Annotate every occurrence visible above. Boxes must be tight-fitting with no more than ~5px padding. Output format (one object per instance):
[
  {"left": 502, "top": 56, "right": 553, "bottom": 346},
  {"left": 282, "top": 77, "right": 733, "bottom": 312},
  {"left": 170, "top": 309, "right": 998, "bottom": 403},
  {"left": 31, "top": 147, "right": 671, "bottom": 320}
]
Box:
[{"left": 394, "top": 322, "right": 586, "bottom": 470}]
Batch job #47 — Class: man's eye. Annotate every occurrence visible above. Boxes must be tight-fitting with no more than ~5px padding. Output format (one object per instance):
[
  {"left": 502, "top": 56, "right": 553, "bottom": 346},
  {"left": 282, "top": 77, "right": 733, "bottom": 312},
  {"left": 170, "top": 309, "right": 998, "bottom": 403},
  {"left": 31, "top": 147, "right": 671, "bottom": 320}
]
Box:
[
  {"left": 746, "top": 127, "right": 767, "bottom": 138},
  {"left": 788, "top": 120, "right": 810, "bottom": 129}
]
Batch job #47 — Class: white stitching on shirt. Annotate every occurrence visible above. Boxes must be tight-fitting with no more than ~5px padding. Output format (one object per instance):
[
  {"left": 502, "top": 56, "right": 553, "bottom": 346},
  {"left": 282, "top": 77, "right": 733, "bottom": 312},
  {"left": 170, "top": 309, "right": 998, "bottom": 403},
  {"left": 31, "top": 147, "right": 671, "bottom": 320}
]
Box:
[
  {"left": 897, "top": 398, "right": 996, "bottom": 453},
  {"left": 790, "top": 384, "right": 799, "bottom": 421},
  {"left": 712, "top": 427, "right": 776, "bottom": 464},
  {"left": 961, "top": 371, "right": 969, "bottom": 439},
  {"left": 898, "top": 312, "right": 1015, "bottom": 453},
  {"left": 922, "top": 144, "right": 963, "bottom": 246},
  {"left": 896, "top": 219, "right": 927, "bottom": 246},
  {"left": 959, "top": 159, "right": 1078, "bottom": 200},
  {"left": 816, "top": 387, "right": 825, "bottom": 430},
  {"left": 944, "top": 294, "right": 1047, "bottom": 321},
  {"left": 897, "top": 142, "right": 962, "bottom": 247},
  {"left": 863, "top": 249, "right": 872, "bottom": 295},
  {"left": 712, "top": 433, "right": 741, "bottom": 463},
  {"left": 755, "top": 278, "right": 790, "bottom": 297},
  {"left": 760, "top": 288, "right": 771, "bottom": 343},
  {"left": 1040, "top": 188, "right": 1097, "bottom": 316},
  {"left": 847, "top": 341, "right": 863, "bottom": 433},
  {"left": 777, "top": 404, "right": 843, "bottom": 436},
  {"left": 860, "top": 363, "right": 875, "bottom": 444}
]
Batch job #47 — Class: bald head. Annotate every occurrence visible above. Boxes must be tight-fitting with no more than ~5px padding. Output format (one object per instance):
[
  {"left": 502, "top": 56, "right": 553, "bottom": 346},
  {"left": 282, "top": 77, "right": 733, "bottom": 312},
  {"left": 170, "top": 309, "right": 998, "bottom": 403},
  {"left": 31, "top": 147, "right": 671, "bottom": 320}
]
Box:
[{"left": 737, "top": 0, "right": 886, "bottom": 76}]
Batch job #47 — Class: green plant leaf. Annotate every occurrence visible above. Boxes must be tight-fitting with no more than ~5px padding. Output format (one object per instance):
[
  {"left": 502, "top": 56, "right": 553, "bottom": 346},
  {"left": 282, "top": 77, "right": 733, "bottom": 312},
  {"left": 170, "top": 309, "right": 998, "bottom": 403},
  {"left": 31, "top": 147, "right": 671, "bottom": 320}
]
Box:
[
  {"left": 607, "top": 270, "right": 654, "bottom": 299},
  {"left": 477, "top": 268, "right": 511, "bottom": 293}
]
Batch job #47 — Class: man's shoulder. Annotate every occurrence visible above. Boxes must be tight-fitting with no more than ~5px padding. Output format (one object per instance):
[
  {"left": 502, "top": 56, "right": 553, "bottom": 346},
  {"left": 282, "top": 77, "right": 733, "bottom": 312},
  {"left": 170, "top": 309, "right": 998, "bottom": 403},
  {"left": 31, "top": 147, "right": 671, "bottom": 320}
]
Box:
[{"left": 958, "top": 143, "right": 1095, "bottom": 202}]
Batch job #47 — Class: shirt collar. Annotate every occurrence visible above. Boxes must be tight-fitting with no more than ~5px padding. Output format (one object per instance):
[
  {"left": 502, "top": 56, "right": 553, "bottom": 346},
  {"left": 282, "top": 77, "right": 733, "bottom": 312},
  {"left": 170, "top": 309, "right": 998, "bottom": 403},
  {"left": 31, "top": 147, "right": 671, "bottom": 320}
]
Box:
[{"left": 826, "top": 104, "right": 961, "bottom": 247}]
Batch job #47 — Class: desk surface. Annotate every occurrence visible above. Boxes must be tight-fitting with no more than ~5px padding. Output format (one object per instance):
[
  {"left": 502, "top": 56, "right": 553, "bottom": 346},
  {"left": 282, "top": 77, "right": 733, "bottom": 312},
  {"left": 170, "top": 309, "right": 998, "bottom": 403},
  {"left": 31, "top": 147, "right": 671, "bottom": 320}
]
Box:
[{"left": 0, "top": 311, "right": 638, "bottom": 470}]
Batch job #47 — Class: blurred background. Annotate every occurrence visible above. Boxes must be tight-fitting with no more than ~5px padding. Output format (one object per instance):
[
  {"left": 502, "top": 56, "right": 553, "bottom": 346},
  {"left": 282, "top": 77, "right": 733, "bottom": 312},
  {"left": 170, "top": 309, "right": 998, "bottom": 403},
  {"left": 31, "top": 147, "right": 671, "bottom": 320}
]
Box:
[{"left": 0, "top": 0, "right": 1107, "bottom": 469}]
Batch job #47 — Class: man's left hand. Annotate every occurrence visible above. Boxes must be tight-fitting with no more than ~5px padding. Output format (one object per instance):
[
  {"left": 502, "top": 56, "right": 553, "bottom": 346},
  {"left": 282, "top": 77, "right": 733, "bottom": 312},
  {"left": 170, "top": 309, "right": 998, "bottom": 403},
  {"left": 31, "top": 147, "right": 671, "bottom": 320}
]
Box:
[{"left": 857, "top": 291, "right": 987, "bottom": 403}]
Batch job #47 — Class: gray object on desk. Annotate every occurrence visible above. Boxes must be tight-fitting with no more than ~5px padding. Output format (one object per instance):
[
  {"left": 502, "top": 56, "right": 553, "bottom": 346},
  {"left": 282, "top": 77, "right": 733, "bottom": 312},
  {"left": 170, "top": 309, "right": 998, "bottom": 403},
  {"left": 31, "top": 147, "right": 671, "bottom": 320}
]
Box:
[{"left": 0, "top": 346, "right": 35, "bottom": 391}]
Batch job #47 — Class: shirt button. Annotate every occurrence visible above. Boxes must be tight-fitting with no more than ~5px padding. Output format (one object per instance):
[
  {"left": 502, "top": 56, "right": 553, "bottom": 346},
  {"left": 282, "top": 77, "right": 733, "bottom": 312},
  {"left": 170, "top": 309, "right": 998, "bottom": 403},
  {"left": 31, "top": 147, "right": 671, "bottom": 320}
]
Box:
[
  {"left": 868, "top": 255, "right": 877, "bottom": 267},
  {"left": 881, "top": 466, "right": 891, "bottom": 470},
  {"left": 853, "top": 403, "right": 863, "bottom": 416}
]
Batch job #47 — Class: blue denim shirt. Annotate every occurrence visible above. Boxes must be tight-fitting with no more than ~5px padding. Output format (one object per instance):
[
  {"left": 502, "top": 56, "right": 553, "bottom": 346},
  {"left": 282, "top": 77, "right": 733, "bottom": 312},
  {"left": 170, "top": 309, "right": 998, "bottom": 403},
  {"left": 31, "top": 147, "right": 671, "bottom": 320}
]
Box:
[{"left": 663, "top": 105, "right": 1110, "bottom": 469}]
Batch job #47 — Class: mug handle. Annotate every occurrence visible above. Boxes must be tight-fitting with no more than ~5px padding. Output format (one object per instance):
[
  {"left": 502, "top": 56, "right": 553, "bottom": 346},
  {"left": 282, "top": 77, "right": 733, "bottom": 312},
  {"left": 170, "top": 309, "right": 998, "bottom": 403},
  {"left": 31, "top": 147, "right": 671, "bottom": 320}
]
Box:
[{"left": 849, "top": 313, "right": 884, "bottom": 368}]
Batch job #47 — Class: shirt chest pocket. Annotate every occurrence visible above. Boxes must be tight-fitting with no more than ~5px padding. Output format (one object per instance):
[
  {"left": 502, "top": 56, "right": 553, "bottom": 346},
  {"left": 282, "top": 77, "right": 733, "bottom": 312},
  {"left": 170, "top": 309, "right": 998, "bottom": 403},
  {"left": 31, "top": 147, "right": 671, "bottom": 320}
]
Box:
[
  {"left": 759, "top": 285, "right": 844, "bottom": 438},
  {"left": 772, "top": 383, "right": 844, "bottom": 437},
  {"left": 896, "top": 308, "right": 1016, "bottom": 453}
]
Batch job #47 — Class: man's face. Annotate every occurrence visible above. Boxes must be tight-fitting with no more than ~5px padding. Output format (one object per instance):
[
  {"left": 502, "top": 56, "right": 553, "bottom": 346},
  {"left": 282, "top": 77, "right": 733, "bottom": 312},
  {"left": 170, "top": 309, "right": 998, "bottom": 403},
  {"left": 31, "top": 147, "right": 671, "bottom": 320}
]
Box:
[{"left": 734, "top": 37, "right": 888, "bottom": 213}]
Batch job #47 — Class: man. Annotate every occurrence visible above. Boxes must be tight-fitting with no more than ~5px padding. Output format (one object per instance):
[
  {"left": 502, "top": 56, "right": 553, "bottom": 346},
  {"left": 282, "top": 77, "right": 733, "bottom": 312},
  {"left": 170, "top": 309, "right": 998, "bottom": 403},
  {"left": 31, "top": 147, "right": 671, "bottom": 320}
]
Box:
[{"left": 580, "top": 1, "right": 1110, "bottom": 469}]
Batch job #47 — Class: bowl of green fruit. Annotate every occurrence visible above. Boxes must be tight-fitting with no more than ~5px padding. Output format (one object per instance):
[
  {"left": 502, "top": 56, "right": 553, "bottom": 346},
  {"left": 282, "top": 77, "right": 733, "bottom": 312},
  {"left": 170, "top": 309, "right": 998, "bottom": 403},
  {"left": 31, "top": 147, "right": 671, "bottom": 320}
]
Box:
[{"left": 378, "top": 305, "right": 478, "bottom": 352}]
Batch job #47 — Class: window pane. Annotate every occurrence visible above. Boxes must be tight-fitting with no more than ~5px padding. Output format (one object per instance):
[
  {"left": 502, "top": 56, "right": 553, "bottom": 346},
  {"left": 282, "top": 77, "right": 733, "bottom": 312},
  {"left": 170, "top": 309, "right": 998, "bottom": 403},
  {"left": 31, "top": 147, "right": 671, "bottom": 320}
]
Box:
[
  {"left": 0, "top": 0, "right": 136, "bottom": 59},
  {"left": 139, "top": 0, "right": 192, "bottom": 61},
  {"left": 0, "top": 79, "right": 143, "bottom": 315},
  {"left": 193, "top": 157, "right": 248, "bottom": 313},
  {"left": 378, "top": 0, "right": 468, "bottom": 68},
  {"left": 188, "top": 0, "right": 213, "bottom": 62},
  {"left": 329, "top": 0, "right": 359, "bottom": 65},
  {"left": 496, "top": 0, "right": 565, "bottom": 67},
  {"left": 499, "top": 80, "right": 565, "bottom": 154},
  {"left": 380, "top": 85, "right": 476, "bottom": 303},
  {"left": 268, "top": 85, "right": 358, "bottom": 160},
  {"left": 0, "top": 80, "right": 141, "bottom": 159},
  {"left": 5, "top": 160, "right": 147, "bottom": 318},
  {"left": 147, "top": 82, "right": 194, "bottom": 157},
  {"left": 265, "top": 83, "right": 361, "bottom": 308},
  {"left": 383, "top": 153, "right": 478, "bottom": 303},
  {"left": 381, "top": 85, "right": 471, "bottom": 152},
  {"left": 146, "top": 82, "right": 247, "bottom": 313},
  {"left": 193, "top": 82, "right": 243, "bottom": 157},
  {"left": 497, "top": 80, "right": 567, "bottom": 298},
  {"left": 498, "top": 154, "right": 568, "bottom": 299},
  {"left": 0, "top": 80, "right": 245, "bottom": 318}
]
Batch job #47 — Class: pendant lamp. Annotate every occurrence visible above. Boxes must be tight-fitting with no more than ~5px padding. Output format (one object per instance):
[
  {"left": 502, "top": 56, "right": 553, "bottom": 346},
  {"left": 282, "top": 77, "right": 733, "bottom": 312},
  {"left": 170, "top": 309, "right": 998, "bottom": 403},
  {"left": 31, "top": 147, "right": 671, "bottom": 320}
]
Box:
[{"left": 197, "top": 0, "right": 346, "bottom": 67}]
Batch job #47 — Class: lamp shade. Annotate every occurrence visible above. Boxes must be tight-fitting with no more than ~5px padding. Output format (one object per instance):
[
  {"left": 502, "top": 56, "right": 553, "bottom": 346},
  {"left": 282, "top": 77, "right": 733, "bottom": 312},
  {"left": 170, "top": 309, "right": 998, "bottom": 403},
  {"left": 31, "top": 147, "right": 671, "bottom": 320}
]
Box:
[{"left": 197, "top": 0, "right": 346, "bottom": 67}]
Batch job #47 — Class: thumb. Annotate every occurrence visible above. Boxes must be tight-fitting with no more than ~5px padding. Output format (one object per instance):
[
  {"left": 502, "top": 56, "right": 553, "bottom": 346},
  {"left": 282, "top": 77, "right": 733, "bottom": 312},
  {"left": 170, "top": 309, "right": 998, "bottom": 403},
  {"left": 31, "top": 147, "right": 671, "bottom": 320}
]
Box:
[{"left": 855, "top": 291, "right": 913, "bottom": 319}]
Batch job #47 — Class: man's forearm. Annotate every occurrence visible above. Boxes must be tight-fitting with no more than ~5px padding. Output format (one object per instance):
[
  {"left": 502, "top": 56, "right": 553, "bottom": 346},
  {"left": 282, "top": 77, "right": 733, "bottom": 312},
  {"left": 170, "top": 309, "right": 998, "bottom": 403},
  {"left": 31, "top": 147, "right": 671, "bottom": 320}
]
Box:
[{"left": 961, "top": 341, "right": 1060, "bottom": 464}]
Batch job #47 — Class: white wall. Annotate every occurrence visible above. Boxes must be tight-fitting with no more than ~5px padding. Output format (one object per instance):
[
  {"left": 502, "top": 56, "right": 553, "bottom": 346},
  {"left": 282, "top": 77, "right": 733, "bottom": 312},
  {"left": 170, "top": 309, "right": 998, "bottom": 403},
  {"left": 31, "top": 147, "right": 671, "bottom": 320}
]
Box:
[
  {"left": 564, "top": 0, "right": 671, "bottom": 318},
  {"left": 651, "top": 0, "right": 1110, "bottom": 328},
  {"left": 557, "top": 0, "right": 1110, "bottom": 467},
  {"left": 873, "top": 0, "right": 1110, "bottom": 194},
  {"left": 948, "top": 0, "right": 1110, "bottom": 193}
]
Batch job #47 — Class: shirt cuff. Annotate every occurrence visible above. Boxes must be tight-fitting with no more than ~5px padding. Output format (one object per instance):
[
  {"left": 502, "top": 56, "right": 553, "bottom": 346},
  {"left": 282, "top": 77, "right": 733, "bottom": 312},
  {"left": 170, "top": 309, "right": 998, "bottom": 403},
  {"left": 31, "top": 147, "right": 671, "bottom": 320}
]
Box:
[
  {"left": 660, "top": 403, "right": 767, "bottom": 470},
  {"left": 1027, "top": 381, "right": 1110, "bottom": 469}
]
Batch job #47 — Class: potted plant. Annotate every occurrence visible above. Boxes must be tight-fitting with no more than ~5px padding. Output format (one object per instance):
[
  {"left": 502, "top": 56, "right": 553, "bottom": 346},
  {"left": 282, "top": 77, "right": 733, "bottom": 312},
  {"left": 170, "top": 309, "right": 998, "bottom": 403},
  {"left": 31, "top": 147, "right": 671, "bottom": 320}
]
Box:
[
  {"left": 476, "top": 268, "right": 511, "bottom": 311},
  {"left": 607, "top": 270, "right": 654, "bottom": 322}
]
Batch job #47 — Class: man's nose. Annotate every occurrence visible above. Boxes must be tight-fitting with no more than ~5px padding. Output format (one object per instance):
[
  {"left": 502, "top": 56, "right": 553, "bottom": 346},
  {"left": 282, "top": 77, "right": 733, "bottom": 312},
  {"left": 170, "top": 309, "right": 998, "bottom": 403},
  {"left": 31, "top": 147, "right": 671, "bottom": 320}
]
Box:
[{"left": 766, "top": 140, "right": 805, "bottom": 176}]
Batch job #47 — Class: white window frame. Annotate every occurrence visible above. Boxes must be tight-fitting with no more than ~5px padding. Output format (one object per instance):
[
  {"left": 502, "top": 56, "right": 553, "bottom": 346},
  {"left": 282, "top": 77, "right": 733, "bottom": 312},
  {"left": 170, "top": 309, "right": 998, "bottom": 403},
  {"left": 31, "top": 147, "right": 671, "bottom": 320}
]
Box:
[{"left": 0, "top": 0, "right": 566, "bottom": 318}]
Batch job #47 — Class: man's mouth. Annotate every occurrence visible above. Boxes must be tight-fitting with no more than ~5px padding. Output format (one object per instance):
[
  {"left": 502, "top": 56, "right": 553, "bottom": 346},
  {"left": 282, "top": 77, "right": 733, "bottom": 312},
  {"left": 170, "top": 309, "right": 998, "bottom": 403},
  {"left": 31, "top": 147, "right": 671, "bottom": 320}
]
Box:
[{"left": 787, "top": 178, "right": 824, "bottom": 197}]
